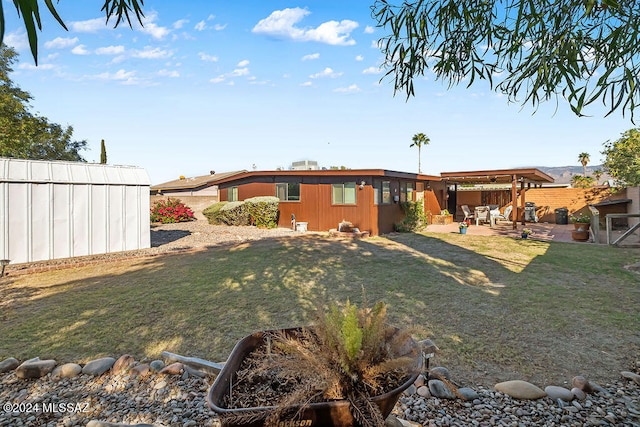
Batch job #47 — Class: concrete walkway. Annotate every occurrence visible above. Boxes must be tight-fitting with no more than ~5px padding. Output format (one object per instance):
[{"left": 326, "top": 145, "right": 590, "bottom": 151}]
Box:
[{"left": 425, "top": 221, "right": 612, "bottom": 244}]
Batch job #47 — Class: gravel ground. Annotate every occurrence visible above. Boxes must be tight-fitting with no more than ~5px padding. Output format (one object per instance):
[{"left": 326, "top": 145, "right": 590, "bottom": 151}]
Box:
[{"left": 5, "top": 221, "right": 302, "bottom": 276}]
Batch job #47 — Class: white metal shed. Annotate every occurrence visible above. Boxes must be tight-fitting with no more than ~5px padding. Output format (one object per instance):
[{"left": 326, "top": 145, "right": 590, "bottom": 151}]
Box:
[{"left": 0, "top": 158, "right": 151, "bottom": 265}]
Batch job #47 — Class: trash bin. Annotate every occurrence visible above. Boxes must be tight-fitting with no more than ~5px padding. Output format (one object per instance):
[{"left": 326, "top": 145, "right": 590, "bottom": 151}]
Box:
[
  {"left": 296, "top": 222, "right": 308, "bottom": 232},
  {"left": 555, "top": 208, "right": 568, "bottom": 225},
  {"left": 524, "top": 202, "right": 537, "bottom": 222}
]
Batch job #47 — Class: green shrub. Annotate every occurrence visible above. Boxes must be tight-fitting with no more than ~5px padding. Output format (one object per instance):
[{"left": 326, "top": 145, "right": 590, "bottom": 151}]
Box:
[
  {"left": 244, "top": 196, "right": 279, "bottom": 228},
  {"left": 150, "top": 198, "right": 195, "bottom": 224},
  {"left": 394, "top": 200, "right": 428, "bottom": 232},
  {"left": 218, "top": 201, "right": 250, "bottom": 226},
  {"left": 202, "top": 202, "right": 228, "bottom": 225}
]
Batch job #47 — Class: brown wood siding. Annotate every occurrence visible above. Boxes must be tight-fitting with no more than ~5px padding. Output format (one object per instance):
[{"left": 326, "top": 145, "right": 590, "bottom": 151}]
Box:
[{"left": 422, "top": 189, "right": 442, "bottom": 218}]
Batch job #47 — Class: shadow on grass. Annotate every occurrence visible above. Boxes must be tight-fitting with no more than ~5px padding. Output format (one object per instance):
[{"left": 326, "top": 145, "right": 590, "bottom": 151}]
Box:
[
  {"left": 150, "top": 228, "right": 191, "bottom": 247},
  {"left": 1, "top": 232, "right": 638, "bottom": 386}
]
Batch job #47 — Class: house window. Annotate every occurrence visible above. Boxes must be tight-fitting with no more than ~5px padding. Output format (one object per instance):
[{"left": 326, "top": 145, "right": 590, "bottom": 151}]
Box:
[
  {"left": 228, "top": 186, "right": 238, "bottom": 202},
  {"left": 381, "top": 181, "right": 391, "bottom": 204},
  {"left": 276, "top": 183, "right": 300, "bottom": 201},
  {"left": 332, "top": 182, "right": 356, "bottom": 205},
  {"left": 400, "top": 182, "right": 407, "bottom": 202},
  {"left": 406, "top": 182, "right": 414, "bottom": 202}
]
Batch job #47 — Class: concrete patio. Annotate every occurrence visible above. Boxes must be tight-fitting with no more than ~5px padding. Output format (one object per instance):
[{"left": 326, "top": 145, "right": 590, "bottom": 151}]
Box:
[{"left": 425, "top": 220, "right": 632, "bottom": 244}]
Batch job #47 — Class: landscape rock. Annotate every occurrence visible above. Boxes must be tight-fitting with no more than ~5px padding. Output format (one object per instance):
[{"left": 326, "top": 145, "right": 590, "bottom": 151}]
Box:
[
  {"left": 82, "top": 357, "right": 116, "bottom": 376},
  {"left": 545, "top": 385, "right": 574, "bottom": 401},
  {"left": 416, "top": 385, "right": 430, "bottom": 397},
  {"left": 571, "top": 387, "right": 586, "bottom": 400},
  {"left": 458, "top": 387, "right": 480, "bottom": 401},
  {"left": 428, "top": 366, "right": 450, "bottom": 380},
  {"left": 51, "top": 363, "right": 82, "bottom": 380},
  {"left": 15, "top": 359, "right": 56, "bottom": 379},
  {"left": 0, "top": 357, "right": 19, "bottom": 373},
  {"left": 129, "top": 363, "right": 151, "bottom": 378},
  {"left": 112, "top": 354, "right": 136, "bottom": 375},
  {"left": 385, "top": 415, "right": 404, "bottom": 427},
  {"left": 572, "top": 375, "right": 594, "bottom": 393},
  {"left": 159, "top": 362, "right": 184, "bottom": 375},
  {"left": 428, "top": 379, "right": 456, "bottom": 399},
  {"left": 86, "top": 422, "right": 155, "bottom": 427},
  {"left": 621, "top": 371, "right": 640, "bottom": 386},
  {"left": 494, "top": 380, "right": 546, "bottom": 400},
  {"left": 149, "top": 359, "right": 164, "bottom": 372},
  {"left": 413, "top": 374, "right": 426, "bottom": 387}
]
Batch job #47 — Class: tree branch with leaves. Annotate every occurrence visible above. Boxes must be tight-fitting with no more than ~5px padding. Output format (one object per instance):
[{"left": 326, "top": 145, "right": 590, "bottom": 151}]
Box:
[{"left": 372, "top": 0, "right": 640, "bottom": 121}]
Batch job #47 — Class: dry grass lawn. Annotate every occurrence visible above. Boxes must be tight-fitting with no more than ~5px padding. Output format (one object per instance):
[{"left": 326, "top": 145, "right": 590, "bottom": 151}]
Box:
[{"left": 1, "top": 231, "right": 639, "bottom": 387}]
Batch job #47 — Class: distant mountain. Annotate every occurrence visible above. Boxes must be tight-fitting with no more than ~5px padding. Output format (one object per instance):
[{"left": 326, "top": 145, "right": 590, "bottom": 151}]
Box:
[{"left": 534, "top": 165, "right": 610, "bottom": 185}]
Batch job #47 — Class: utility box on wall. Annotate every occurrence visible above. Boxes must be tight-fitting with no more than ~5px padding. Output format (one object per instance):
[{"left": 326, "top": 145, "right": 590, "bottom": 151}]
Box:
[{"left": 0, "top": 158, "right": 151, "bottom": 265}]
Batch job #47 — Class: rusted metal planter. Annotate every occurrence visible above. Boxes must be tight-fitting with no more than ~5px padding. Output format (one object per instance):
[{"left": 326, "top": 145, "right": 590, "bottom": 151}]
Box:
[{"left": 207, "top": 327, "right": 422, "bottom": 427}]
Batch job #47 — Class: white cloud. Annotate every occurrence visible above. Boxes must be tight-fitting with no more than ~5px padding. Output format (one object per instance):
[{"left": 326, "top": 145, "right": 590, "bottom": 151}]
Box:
[
  {"left": 362, "top": 66, "right": 383, "bottom": 75},
  {"left": 334, "top": 84, "right": 361, "bottom": 93},
  {"left": 195, "top": 21, "right": 207, "bottom": 31},
  {"left": 213, "top": 24, "right": 227, "bottom": 31},
  {"left": 95, "top": 69, "right": 139, "bottom": 85},
  {"left": 198, "top": 52, "right": 219, "bottom": 62},
  {"left": 132, "top": 47, "right": 173, "bottom": 59},
  {"left": 158, "top": 69, "right": 180, "bottom": 78},
  {"left": 302, "top": 53, "right": 320, "bottom": 61},
  {"left": 252, "top": 8, "right": 358, "bottom": 46},
  {"left": 71, "top": 45, "right": 90, "bottom": 55},
  {"left": 300, "top": 81, "right": 313, "bottom": 87},
  {"left": 4, "top": 32, "right": 29, "bottom": 50},
  {"left": 173, "top": 19, "right": 189, "bottom": 29},
  {"left": 237, "top": 59, "right": 250, "bottom": 67},
  {"left": 231, "top": 67, "right": 249, "bottom": 76},
  {"left": 309, "top": 67, "right": 342, "bottom": 79},
  {"left": 44, "top": 37, "right": 79, "bottom": 49},
  {"left": 70, "top": 18, "right": 106, "bottom": 32},
  {"left": 18, "top": 63, "right": 55, "bottom": 70},
  {"left": 139, "top": 12, "right": 171, "bottom": 39},
  {"left": 355, "top": 55, "right": 364, "bottom": 61},
  {"left": 95, "top": 45, "right": 125, "bottom": 55},
  {"left": 210, "top": 75, "right": 226, "bottom": 83},
  {"left": 208, "top": 15, "right": 216, "bottom": 21},
  {"left": 364, "top": 26, "right": 375, "bottom": 34}
]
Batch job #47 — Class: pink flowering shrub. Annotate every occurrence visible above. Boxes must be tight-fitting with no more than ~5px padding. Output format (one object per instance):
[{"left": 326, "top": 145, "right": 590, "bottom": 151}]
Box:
[{"left": 150, "top": 198, "right": 195, "bottom": 223}]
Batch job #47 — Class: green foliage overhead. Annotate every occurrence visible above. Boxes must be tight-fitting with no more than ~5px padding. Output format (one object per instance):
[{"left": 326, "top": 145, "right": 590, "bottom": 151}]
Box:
[
  {"left": 0, "top": 0, "right": 144, "bottom": 65},
  {"left": 602, "top": 128, "right": 640, "bottom": 187},
  {"left": 372, "top": 0, "right": 640, "bottom": 120},
  {"left": 0, "top": 45, "right": 87, "bottom": 161}
]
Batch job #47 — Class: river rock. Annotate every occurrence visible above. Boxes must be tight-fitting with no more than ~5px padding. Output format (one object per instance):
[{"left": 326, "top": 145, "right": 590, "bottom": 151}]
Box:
[
  {"left": 15, "top": 359, "right": 56, "bottom": 379},
  {"left": 571, "top": 387, "right": 586, "bottom": 400},
  {"left": 149, "top": 359, "right": 165, "bottom": 372},
  {"left": 385, "top": 415, "right": 403, "bottom": 427},
  {"left": 458, "top": 387, "right": 480, "bottom": 401},
  {"left": 621, "top": 371, "right": 640, "bottom": 386},
  {"left": 414, "top": 374, "right": 426, "bottom": 387},
  {"left": 417, "top": 385, "right": 430, "bottom": 397},
  {"left": 428, "top": 379, "right": 456, "bottom": 399},
  {"left": 86, "top": 422, "right": 155, "bottom": 427},
  {"left": 112, "top": 354, "right": 136, "bottom": 375},
  {"left": 51, "top": 363, "right": 82, "bottom": 380},
  {"left": 495, "top": 380, "right": 546, "bottom": 400},
  {"left": 429, "top": 366, "right": 450, "bottom": 380},
  {"left": 159, "top": 362, "right": 184, "bottom": 375},
  {"left": 572, "top": 375, "right": 594, "bottom": 393},
  {"left": 129, "top": 363, "right": 150, "bottom": 378},
  {"left": 545, "top": 385, "right": 574, "bottom": 401},
  {"left": 0, "top": 357, "right": 19, "bottom": 373},
  {"left": 82, "top": 357, "right": 116, "bottom": 376}
]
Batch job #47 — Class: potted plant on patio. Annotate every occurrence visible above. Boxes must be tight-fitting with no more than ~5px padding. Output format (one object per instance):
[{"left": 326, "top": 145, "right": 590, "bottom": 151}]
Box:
[
  {"left": 207, "top": 300, "right": 422, "bottom": 427},
  {"left": 521, "top": 228, "right": 532, "bottom": 239},
  {"left": 570, "top": 212, "right": 591, "bottom": 241},
  {"left": 459, "top": 221, "right": 469, "bottom": 234}
]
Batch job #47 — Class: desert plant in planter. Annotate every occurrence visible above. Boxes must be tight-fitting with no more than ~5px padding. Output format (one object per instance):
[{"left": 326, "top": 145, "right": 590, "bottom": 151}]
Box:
[{"left": 208, "top": 300, "right": 422, "bottom": 427}]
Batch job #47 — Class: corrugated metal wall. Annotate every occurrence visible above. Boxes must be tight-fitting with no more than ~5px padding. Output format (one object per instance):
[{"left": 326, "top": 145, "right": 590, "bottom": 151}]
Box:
[{"left": 0, "top": 158, "right": 151, "bottom": 265}]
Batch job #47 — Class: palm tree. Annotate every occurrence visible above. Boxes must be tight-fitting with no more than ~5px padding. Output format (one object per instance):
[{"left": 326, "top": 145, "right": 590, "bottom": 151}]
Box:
[
  {"left": 410, "top": 133, "right": 430, "bottom": 174},
  {"left": 578, "top": 152, "right": 590, "bottom": 177}
]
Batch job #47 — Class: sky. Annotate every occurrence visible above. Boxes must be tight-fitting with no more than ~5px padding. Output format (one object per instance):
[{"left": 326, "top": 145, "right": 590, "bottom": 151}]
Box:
[{"left": 2, "top": 1, "right": 636, "bottom": 185}]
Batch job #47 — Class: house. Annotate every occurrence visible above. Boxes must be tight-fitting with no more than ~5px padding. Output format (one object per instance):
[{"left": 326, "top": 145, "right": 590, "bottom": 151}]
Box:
[
  {"left": 214, "top": 169, "right": 444, "bottom": 236},
  {"left": 150, "top": 170, "right": 245, "bottom": 220}
]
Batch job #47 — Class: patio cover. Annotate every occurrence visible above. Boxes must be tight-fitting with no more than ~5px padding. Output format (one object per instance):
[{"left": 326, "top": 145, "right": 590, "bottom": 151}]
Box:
[{"left": 440, "top": 168, "right": 554, "bottom": 229}]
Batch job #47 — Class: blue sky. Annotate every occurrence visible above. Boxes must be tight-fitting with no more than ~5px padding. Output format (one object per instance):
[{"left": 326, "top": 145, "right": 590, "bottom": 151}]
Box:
[{"left": 3, "top": 1, "right": 635, "bottom": 184}]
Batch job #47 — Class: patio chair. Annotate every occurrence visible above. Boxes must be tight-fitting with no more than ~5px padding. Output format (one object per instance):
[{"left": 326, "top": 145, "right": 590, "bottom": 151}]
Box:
[
  {"left": 461, "top": 205, "right": 474, "bottom": 221},
  {"left": 492, "top": 205, "right": 513, "bottom": 223},
  {"left": 474, "top": 206, "right": 491, "bottom": 226}
]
